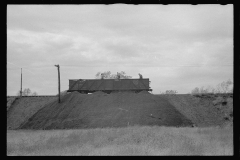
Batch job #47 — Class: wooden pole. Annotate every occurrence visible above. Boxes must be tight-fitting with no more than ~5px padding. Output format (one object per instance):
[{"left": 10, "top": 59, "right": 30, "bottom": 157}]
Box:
[
  {"left": 20, "top": 68, "right": 22, "bottom": 97},
  {"left": 55, "top": 64, "right": 61, "bottom": 103},
  {"left": 58, "top": 65, "right": 60, "bottom": 103}
]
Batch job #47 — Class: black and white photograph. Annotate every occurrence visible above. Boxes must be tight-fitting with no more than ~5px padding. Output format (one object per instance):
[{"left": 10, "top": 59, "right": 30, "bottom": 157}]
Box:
[{"left": 7, "top": 4, "right": 233, "bottom": 156}]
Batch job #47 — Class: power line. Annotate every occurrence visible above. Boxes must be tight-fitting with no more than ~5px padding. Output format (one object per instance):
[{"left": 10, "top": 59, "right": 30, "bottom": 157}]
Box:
[
  {"left": 7, "top": 66, "right": 55, "bottom": 70},
  {"left": 158, "top": 65, "right": 233, "bottom": 67},
  {"left": 7, "top": 64, "right": 233, "bottom": 70},
  {"left": 52, "top": 64, "right": 234, "bottom": 67},
  {"left": 7, "top": 68, "right": 20, "bottom": 70}
]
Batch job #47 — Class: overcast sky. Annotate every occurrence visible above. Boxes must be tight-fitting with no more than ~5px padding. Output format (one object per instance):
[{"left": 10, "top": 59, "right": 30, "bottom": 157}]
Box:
[{"left": 7, "top": 4, "right": 233, "bottom": 95}]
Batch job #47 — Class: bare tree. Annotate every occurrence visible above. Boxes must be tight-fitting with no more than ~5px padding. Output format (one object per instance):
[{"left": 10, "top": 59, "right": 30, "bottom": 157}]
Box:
[
  {"left": 215, "top": 79, "right": 233, "bottom": 93},
  {"left": 95, "top": 71, "right": 112, "bottom": 79},
  {"left": 32, "top": 92, "right": 38, "bottom": 96},
  {"left": 162, "top": 90, "right": 178, "bottom": 94},
  {"left": 205, "top": 85, "right": 215, "bottom": 94},
  {"left": 23, "top": 88, "right": 31, "bottom": 96},
  {"left": 118, "top": 71, "right": 132, "bottom": 79},
  {"left": 199, "top": 86, "right": 207, "bottom": 94},
  {"left": 191, "top": 79, "right": 233, "bottom": 95},
  {"left": 95, "top": 71, "right": 132, "bottom": 79},
  {"left": 191, "top": 87, "right": 200, "bottom": 94},
  {"left": 16, "top": 88, "right": 38, "bottom": 96}
]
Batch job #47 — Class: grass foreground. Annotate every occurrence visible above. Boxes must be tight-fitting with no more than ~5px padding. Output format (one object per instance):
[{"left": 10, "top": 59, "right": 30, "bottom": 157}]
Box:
[{"left": 7, "top": 125, "right": 233, "bottom": 156}]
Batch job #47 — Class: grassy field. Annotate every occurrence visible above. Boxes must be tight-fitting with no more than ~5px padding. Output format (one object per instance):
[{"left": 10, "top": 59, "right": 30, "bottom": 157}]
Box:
[{"left": 7, "top": 125, "right": 233, "bottom": 156}]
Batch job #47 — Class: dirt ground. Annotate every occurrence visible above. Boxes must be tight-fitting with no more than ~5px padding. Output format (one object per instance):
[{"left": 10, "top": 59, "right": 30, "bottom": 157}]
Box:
[
  {"left": 7, "top": 97, "right": 57, "bottom": 129},
  {"left": 7, "top": 97, "right": 18, "bottom": 111},
  {"left": 7, "top": 92, "right": 233, "bottom": 130},
  {"left": 19, "top": 91, "right": 193, "bottom": 129},
  {"left": 158, "top": 94, "right": 233, "bottom": 127}
]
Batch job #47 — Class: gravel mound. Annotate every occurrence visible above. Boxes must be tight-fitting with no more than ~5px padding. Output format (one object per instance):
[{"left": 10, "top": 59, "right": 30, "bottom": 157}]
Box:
[
  {"left": 20, "top": 92, "right": 193, "bottom": 130},
  {"left": 7, "top": 97, "right": 57, "bottom": 129},
  {"left": 7, "top": 97, "right": 18, "bottom": 111},
  {"left": 158, "top": 94, "right": 233, "bottom": 127}
]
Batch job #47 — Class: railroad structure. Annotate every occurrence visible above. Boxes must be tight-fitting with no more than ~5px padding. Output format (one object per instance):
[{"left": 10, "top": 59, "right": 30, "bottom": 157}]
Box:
[{"left": 67, "top": 78, "right": 152, "bottom": 94}]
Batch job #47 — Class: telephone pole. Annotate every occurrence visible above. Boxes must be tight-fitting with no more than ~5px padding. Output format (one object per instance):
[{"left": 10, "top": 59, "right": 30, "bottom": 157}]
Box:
[
  {"left": 54, "top": 64, "right": 61, "bottom": 103},
  {"left": 20, "top": 68, "right": 22, "bottom": 97}
]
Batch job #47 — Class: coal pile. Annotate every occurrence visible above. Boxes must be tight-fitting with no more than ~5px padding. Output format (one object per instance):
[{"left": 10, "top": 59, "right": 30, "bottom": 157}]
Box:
[{"left": 20, "top": 91, "right": 193, "bottom": 130}]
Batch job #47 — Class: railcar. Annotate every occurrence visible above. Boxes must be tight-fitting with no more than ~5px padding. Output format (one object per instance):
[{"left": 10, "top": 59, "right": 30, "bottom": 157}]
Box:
[{"left": 67, "top": 78, "right": 152, "bottom": 94}]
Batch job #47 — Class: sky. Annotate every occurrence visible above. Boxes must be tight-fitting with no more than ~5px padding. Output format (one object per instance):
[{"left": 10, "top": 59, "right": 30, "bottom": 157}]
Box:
[{"left": 7, "top": 4, "right": 233, "bottom": 95}]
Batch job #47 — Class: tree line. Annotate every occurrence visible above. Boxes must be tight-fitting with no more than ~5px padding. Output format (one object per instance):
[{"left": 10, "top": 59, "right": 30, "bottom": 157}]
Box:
[
  {"left": 160, "top": 79, "right": 233, "bottom": 95},
  {"left": 95, "top": 71, "right": 132, "bottom": 79},
  {"left": 16, "top": 88, "right": 38, "bottom": 96},
  {"left": 191, "top": 79, "right": 233, "bottom": 94}
]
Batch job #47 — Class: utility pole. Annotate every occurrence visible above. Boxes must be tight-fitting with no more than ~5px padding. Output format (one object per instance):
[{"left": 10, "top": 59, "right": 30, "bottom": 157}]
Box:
[
  {"left": 54, "top": 64, "right": 61, "bottom": 103},
  {"left": 20, "top": 68, "right": 22, "bottom": 97}
]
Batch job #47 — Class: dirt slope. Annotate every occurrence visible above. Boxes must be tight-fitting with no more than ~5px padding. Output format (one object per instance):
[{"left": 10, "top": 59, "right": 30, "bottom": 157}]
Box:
[
  {"left": 7, "top": 97, "right": 57, "bottom": 129},
  {"left": 20, "top": 92, "right": 193, "bottom": 129},
  {"left": 7, "top": 97, "right": 18, "bottom": 111},
  {"left": 158, "top": 94, "right": 233, "bottom": 127}
]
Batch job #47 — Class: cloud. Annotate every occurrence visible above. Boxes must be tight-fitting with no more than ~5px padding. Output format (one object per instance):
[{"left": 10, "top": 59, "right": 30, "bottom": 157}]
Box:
[
  {"left": 102, "top": 40, "right": 141, "bottom": 59},
  {"left": 7, "top": 4, "right": 233, "bottom": 95}
]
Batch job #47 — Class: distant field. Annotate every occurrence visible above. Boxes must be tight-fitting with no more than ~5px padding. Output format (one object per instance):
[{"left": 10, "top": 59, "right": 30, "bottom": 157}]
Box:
[{"left": 7, "top": 125, "right": 233, "bottom": 156}]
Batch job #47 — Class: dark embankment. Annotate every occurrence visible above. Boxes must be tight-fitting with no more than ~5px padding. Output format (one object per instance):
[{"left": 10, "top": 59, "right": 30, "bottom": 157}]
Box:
[{"left": 20, "top": 91, "right": 193, "bottom": 129}]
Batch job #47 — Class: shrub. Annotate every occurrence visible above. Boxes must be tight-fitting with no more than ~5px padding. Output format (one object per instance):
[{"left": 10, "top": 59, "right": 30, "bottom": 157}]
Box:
[
  {"left": 161, "top": 90, "right": 178, "bottom": 95},
  {"left": 191, "top": 79, "right": 233, "bottom": 95}
]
